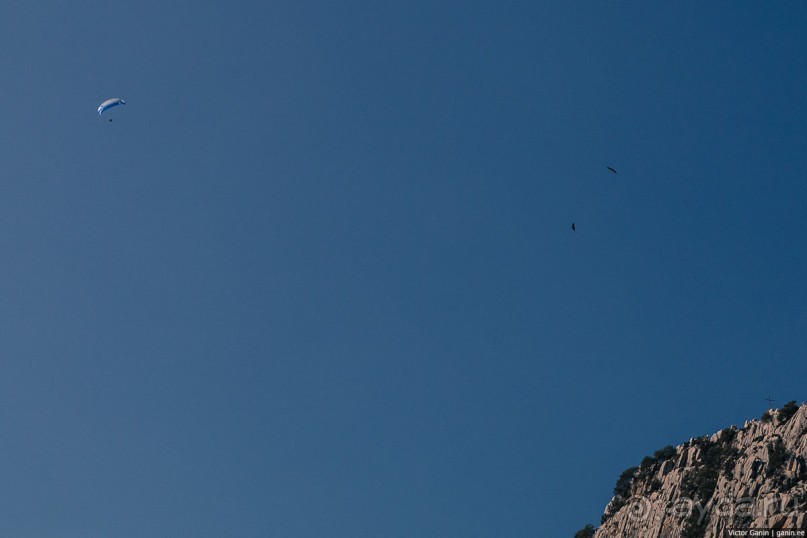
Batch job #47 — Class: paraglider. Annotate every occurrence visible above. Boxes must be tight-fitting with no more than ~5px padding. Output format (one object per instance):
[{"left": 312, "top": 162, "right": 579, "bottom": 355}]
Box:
[
  {"left": 607, "top": 166, "right": 617, "bottom": 174},
  {"left": 571, "top": 222, "right": 576, "bottom": 231},
  {"left": 98, "top": 98, "right": 125, "bottom": 116}
]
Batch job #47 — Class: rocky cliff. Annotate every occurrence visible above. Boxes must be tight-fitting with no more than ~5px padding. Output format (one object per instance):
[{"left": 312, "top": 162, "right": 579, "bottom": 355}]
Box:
[{"left": 588, "top": 402, "right": 807, "bottom": 538}]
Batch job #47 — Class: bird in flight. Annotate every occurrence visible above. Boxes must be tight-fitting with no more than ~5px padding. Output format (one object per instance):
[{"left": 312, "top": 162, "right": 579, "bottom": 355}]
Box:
[
  {"left": 607, "top": 166, "right": 617, "bottom": 174},
  {"left": 571, "top": 222, "right": 576, "bottom": 231}
]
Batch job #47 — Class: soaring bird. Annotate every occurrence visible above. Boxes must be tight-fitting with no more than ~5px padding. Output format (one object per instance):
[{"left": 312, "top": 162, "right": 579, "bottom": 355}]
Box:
[
  {"left": 607, "top": 166, "right": 617, "bottom": 174},
  {"left": 571, "top": 222, "right": 576, "bottom": 231}
]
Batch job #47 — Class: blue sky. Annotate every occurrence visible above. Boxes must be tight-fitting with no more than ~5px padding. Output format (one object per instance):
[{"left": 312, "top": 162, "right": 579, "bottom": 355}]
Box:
[{"left": 1, "top": 2, "right": 806, "bottom": 536}]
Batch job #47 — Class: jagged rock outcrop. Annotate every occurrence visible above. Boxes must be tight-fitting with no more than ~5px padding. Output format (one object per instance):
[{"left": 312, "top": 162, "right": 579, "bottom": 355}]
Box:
[{"left": 592, "top": 403, "right": 807, "bottom": 538}]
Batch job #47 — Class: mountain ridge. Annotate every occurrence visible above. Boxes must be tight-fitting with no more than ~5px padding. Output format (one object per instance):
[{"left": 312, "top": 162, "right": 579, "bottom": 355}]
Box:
[{"left": 579, "top": 402, "right": 807, "bottom": 538}]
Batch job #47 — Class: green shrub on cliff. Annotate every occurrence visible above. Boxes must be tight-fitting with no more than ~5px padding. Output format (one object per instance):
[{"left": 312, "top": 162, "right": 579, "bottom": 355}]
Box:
[
  {"left": 574, "top": 524, "right": 596, "bottom": 538},
  {"left": 778, "top": 401, "right": 799, "bottom": 424}
]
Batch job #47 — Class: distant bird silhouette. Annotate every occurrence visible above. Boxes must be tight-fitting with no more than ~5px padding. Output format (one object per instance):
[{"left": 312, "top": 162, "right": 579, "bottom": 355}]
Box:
[
  {"left": 571, "top": 222, "right": 576, "bottom": 231},
  {"left": 607, "top": 166, "right": 617, "bottom": 174}
]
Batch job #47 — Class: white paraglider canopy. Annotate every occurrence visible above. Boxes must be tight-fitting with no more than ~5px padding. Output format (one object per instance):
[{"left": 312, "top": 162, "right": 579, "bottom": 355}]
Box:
[{"left": 98, "top": 98, "right": 126, "bottom": 115}]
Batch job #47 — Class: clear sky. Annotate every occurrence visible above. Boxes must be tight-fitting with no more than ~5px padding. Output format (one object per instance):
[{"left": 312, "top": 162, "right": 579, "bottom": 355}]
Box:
[{"left": 1, "top": 2, "right": 806, "bottom": 536}]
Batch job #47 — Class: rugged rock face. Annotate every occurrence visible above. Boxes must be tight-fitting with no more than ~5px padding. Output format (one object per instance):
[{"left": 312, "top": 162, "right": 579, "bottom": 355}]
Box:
[{"left": 592, "top": 403, "right": 807, "bottom": 538}]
